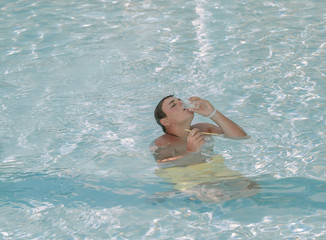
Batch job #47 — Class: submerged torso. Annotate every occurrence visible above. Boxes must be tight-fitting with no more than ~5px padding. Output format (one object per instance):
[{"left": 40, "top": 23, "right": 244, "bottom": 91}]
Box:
[{"left": 150, "top": 135, "right": 215, "bottom": 168}]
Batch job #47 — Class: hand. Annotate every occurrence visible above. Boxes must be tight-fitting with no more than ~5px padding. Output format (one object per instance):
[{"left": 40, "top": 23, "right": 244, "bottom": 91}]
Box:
[
  {"left": 187, "top": 96, "right": 215, "bottom": 117},
  {"left": 187, "top": 128, "right": 205, "bottom": 152}
]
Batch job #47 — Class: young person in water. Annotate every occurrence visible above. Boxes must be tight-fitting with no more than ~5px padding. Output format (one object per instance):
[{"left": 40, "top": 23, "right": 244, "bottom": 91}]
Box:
[{"left": 151, "top": 95, "right": 248, "bottom": 164}]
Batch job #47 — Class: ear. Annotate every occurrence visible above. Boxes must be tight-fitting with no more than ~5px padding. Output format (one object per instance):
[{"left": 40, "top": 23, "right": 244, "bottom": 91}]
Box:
[{"left": 160, "top": 118, "right": 169, "bottom": 127}]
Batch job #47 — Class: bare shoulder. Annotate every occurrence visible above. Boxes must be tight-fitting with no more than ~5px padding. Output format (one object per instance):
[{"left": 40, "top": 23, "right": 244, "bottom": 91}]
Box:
[
  {"left": 151, "top": 134, "right": 177, "bottom": 162},
  {"left": 154, "top": 134, "right": 173, "bottom": 146},
  {"left": 191, "top": 122, "right": 223, "bottom": 134},
  {"left": 191, "top": 122, "right": 212, "bottom": 132},
  {"left": 154, "top": 133, "right": 183, "bottom": 147}
]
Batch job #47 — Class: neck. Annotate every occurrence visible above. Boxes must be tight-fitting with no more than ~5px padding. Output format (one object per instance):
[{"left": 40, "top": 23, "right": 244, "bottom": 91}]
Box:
[{"left": 166, "top": 122, "right": 191, "bottom": 138}]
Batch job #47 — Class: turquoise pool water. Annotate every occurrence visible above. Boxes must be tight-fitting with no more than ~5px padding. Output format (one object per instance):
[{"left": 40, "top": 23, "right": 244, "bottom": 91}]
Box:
[{"left": 1, "top": 0, "right": 326, "bottom": 239}]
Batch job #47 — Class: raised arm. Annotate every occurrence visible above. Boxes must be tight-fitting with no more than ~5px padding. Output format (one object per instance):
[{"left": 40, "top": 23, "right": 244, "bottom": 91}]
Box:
[
  {"left": 209, "top": 109, "right": 248, "bottom": 138},
  {"left": 188, "top": 97, "right": 248, "bottom": 139}
]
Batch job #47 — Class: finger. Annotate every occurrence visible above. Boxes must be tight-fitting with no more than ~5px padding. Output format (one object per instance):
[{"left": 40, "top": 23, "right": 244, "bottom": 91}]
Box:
[
  {"left": 189, "top": 97, "right": 205, "bottom": 103},
  {"left": 198, "top": 136, "right": 206, "bottom": 143},
  {"left": 194, "top": 102, "right": 200, "bottom": 109},
  {"left": 199, "top": 135, "right": 205, "bottom": 142},
  {"left": 194, "top": 99, "right": 208, "bottom": 106},
  {"left": 193, "top": 132, "right": 204, "bottom": 141},
  {"left": 187, "top": 107, "right": 198, "bottom": 112},
  {"left": 188, "top": 96, "right": 201, "bottom": 102},
  {"left": 187, "top": 102, "right": 200, "bottom": 111},
  {"left": 190, "top": 128, "right": 199, "bottom": 135},
  {"left": 193, "top": 130, "right": 203, "bottom": 137},
  {"left": 189, "top": 133, "right": 202, "bottom": 142},
  {"left": 192, "top": 135, "right": 202, "bottom": 142},
  {"left": 188, "top": 129, "right": 196, "bottom": 137},
  {"left": 194, "top": 137, "right": 205, "bottom": 146},
  {"left": 199, "top": 139, "right": 206, "bottom": 146},
  {"left": 193, "top": 131, "right": 203, "bottom": 139}
]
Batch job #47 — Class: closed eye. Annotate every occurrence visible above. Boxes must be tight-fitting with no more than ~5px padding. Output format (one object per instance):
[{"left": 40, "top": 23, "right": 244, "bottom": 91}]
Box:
[
  {"left": 168, "top": 99, "right": 176, "bottom": 108},
  {"left": 171, "top": 98, "right": 181, "bottom": 108}
]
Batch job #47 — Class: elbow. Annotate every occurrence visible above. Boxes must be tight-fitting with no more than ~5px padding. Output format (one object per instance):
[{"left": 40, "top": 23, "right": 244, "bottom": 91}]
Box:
[{"left": 225, "top": 131, "right": 250, "bottom": 140}]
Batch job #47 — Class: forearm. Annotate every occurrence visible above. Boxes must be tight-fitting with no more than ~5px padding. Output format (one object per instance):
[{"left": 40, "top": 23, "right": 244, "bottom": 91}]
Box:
[
  {"left": 157, "top": 151, "right": 204, "bottom": 167},
  {"left": 157, "top": 154, "right": 186, "bottom": 163},
  {"left": 210, "top": 110, "right": 248, "bottom": 138}
]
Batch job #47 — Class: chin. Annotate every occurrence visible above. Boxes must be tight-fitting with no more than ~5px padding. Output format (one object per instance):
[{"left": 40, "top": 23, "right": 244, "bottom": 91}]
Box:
[
  {"left": 179, "top": 110, "right": 194, "bottom": 122},
  {"left": 186, "top": 111, "right": 195, "bottom": 120}
]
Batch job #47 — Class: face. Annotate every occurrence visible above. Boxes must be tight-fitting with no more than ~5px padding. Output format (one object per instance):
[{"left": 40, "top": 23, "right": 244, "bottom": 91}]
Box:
[{"left": 161, "top": 97, "right": 194, "bottom": 125}]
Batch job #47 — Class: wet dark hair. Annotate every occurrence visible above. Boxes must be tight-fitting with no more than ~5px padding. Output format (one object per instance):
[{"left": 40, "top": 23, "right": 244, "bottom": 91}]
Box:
[{"left": 154, "top": 95, "right": 174, "bottom": 133}]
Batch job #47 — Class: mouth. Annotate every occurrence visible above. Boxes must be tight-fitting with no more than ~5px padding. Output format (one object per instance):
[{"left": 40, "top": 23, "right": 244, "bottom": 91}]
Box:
[{"left": 182, "top": 103, "right": 187, "bottom": 111}]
